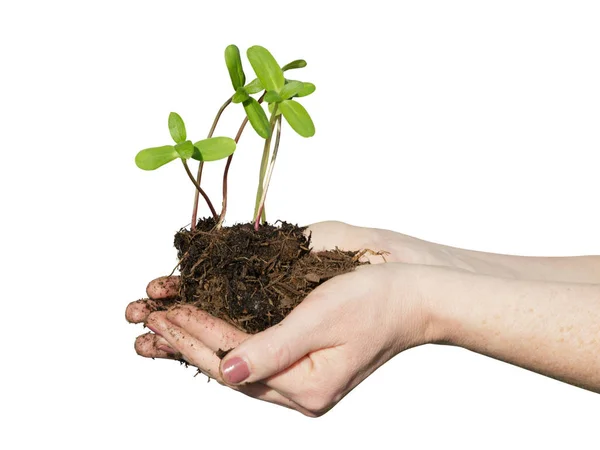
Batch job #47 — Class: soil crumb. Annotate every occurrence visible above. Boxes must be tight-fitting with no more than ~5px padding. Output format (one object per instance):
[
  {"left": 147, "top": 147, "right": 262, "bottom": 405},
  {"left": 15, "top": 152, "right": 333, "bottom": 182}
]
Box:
[{"left": 169, "top": 218, "right": 364, "bottom": 333}]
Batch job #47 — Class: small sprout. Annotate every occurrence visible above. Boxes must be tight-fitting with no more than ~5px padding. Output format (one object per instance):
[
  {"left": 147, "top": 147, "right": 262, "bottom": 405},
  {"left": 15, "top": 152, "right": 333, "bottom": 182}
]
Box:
[
  {"left": 168, "top": 112, "right": 186, "bottom": 144},
  {"left": 136, "top": 113, "right": 236, "bottom": 169},
  {"left": 135, "top": 112, "right": 235, "bottom": 222}
]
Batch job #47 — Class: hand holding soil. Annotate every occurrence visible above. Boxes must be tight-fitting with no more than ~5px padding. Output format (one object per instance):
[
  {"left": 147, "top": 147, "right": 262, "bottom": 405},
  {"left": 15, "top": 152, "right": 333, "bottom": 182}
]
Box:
[
  {"left": 127, "top": 221, "right": 600, "bottom": 415},
  {"left": 128, "top": 221, "right": 435, "bottom": 416}
]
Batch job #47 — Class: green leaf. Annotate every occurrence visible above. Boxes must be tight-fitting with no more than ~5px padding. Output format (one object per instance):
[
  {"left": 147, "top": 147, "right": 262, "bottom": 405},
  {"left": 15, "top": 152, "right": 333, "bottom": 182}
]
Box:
[
  {"left": 232, "top": 87, "right": 250, "bottom": 104},
  {"left": 224, "top": 45, "right": 246, "bottom": 90},
  {"left": 174, "top": 140, "right": 194, "bottom": 160},
  {"left": 282, "top": 59, "right": 307, "bottom": 71},
  {"left": 295, "top": 82, "right": 316, "bottom": 98},
  {"left": 279, "top": 100, "right": 315, "bottom": 137},
  {"left": 192, "top": 137, "right": 237, "bottom": 161},
  {"left": 168, "top": 112, "right": 186, "bottom": 144},
  {"left": 247, "top": 46, "right": 284, "bottom": 92},
  {"left": 243, "top": 98, "right": 271, "bottom": 139},
  {"left": 135, "top": 145, "right": 178, "bottom": 170},
  {"left": 280, "top": 81, "right": 304, "bottom": 100},
  {"left": 264, "top": 90, "right": 282, "bottom": 103},
  {"left": 244, "top": 78, "right": 264, "bottom": 94}
]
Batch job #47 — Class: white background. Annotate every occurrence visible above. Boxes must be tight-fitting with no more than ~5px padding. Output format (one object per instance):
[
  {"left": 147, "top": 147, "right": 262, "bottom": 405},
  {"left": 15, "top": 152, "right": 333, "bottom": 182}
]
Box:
[{"left": 1, "top": 1, "right": 598, "bottom": 448}]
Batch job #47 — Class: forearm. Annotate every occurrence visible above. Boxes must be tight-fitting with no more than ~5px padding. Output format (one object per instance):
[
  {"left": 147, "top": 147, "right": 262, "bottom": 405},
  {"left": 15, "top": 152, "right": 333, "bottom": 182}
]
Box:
[
  {"left": 428, "top": 267, "right": 600, "bottom": 393},
  {"left": 311, "top": 221, "right": 600, "bottom": 283},
  {"left": 375, "top": 225, "right": 600, "bottom": 283},
  {"left": 454, "top": 248, "right": 600, "bottom": 284}
]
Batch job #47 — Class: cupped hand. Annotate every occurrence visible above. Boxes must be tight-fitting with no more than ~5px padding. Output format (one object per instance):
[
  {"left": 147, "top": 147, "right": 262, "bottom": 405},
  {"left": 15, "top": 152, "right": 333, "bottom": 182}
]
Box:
[
  {"left": 144, "top": 263, "right": 435, "bottom": 416},
  {"left": 125, "top": 221, "right": 449, "bottom": 416}
]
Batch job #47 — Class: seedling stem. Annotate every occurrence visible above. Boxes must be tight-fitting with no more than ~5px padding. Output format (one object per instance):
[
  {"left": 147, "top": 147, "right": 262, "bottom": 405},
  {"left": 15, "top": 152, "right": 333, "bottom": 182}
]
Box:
[
  {"left": 254, "top": 114, "right": 282, "bottom": 231},
  {"left": 191, "top": 97, "right": 233, "bottom": 230},
  {"left": 253, "top": 106, "right": 279, "bottom": 223}
]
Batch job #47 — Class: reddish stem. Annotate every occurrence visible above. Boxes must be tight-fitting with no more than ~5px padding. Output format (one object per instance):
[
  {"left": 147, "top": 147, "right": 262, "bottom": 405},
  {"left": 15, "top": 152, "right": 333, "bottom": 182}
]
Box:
[
  {"left": 217, "top": 116, "right": 249, "bottom": 227},
  {"left": 190, "top": 162, "right": 204, "bottom": 230},
  {"left": 190, "top": 97, "right": 232, "bottom": 230},
  {"left": 253, "top": 204, "right": 265, "bottom": 231},
  {"left": 218, "top": 92, "right": 267, "bottom": 228},
  {"left": 183, "top": 160, "right": 218, "bottom": 220}
]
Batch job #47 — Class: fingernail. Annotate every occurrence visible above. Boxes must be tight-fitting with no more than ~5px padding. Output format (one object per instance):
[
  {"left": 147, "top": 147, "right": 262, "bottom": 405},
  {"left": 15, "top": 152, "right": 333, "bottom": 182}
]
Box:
[
  {"left": 222, "top": 357, "right": 250, "bottom": 384},
  {"left": 157, "top": 345, "right": 177, "bottom": 355}
]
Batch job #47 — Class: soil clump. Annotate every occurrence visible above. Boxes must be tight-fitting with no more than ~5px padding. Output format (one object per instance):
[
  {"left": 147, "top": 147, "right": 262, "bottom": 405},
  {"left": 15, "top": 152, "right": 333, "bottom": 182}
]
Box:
[{"left": 167, "top": 218, "right": 363, "bottom": 333}]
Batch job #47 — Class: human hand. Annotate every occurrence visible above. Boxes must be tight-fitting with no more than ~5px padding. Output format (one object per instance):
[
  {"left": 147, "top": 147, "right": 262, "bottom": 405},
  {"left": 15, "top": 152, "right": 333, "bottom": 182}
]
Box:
[
  {"left": 142, "top": 263, "right": 437, "bottom": 416},
  {"left": 125, "top": 221, "right": 447, "bottom": 415},
  {"left": 125, "top": 221, "right": 389, "bottom": 358}
]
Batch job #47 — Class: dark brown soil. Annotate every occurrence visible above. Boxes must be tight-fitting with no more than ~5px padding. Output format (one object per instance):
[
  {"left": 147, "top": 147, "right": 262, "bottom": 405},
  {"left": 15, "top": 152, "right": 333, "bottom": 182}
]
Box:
[{"left": 170, "top": 218, "right": 364, "bottom": 334}]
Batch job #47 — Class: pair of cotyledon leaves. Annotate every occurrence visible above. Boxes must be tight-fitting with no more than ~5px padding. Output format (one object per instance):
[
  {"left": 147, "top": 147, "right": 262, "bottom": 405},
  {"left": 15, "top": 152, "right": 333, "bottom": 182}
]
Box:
[
  {"left": 135, "top": 45, "right": 315, "bottom": 171},
  {"left": 225, "top": 45, "right": 316, "bottom": 139},
  {"left": 135, "top": 112, "right": 236, "bottom": 171}
]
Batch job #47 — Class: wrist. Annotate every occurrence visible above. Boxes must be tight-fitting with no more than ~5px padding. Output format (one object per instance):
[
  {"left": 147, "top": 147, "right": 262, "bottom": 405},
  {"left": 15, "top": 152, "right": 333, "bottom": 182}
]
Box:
[
  {"left": 414, "top": 265, "right": 478, "bottom": 346},
  {"left": 384, "top": 264, "right": 456, "bottom": 349}
]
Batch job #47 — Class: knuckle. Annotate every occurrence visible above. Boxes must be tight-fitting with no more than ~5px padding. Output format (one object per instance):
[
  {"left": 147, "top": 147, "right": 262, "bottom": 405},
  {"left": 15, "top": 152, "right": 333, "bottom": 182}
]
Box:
[
  {"left": 301, "top": 395, "right": 334, "bottom": 417},
  {"left": 266, "top": 341, "right": 292, "bottom": 372},
  {"left": 298, "top": 409, "right": 319, "bottom": 418},
  {"left": 145, "top": 312, "right": 158, "bottom": 327},
  {"left": 298, "top": 386, "right": 337, "bottom": 416}
]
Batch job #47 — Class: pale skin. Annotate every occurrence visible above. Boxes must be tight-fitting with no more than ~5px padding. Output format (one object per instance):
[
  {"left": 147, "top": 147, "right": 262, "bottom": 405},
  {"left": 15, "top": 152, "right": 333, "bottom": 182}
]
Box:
[{"left": 126, "top": 221, "right": 600, "bottom": 416}]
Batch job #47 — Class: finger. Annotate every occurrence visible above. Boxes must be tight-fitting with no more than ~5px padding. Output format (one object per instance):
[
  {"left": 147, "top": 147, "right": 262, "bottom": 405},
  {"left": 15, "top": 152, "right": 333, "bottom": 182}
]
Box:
[
  {"left": 146, "top": 276, "right": 180, "bottom": 299},
  {"left": 218, "top": 295, "right": 331, "bottom": 385},
  {"left": 134, "top": 332, "right": 181, "bottom": 359},
  {"left": 126, "top": 298, "right": 175, "bottom": 323},
  {"left": 306, "top": 221, "right": 357, "bottom": 252},
  {"left": 147, "top": 311, "right": 223, "bottom": 381},
  {"left": 166, "top": 305, "right": 249, "bottom": 352},
  {"left": 154, "top": 309, "right": 311, "bottom": 413},
  {"left": 307, "top": 222, "right": 388, "bottom": 264}
]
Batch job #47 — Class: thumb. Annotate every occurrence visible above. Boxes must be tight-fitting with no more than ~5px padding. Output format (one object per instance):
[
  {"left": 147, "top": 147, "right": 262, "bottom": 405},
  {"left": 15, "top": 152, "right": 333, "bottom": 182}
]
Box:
[{"left": 219, "top": 305, "right": 326, "bottom": 385}]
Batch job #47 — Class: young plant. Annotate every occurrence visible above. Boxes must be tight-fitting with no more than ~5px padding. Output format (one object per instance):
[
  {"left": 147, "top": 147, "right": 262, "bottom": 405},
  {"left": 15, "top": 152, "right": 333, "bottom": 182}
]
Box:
[
  {"left": 135, "top": 112, "right": 236, "bottom": 222},
  {"left": 135, "top": 45, "right": 316, "bottom": 231},
  {"left": 243, "top": 46, "right": 316, "bottom": 230}
]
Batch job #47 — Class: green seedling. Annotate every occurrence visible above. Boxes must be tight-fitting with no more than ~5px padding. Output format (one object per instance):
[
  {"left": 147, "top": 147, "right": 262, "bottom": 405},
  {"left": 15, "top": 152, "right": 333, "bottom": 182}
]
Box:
[
  {"left": 135, "top": 112, "right": 236, "bottom": 221},
  {"left": 135, "top": 45, "right": 316, "bottom": 232}
]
